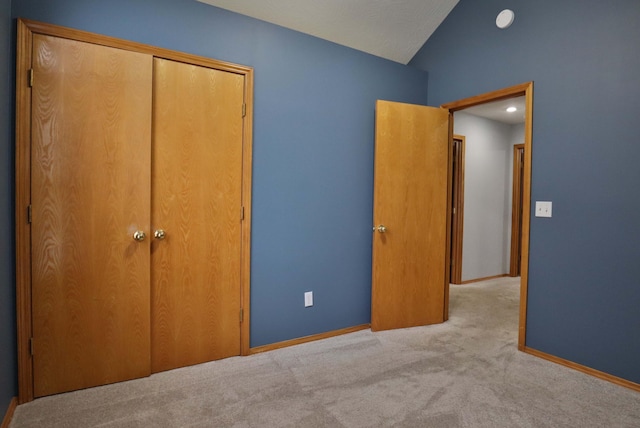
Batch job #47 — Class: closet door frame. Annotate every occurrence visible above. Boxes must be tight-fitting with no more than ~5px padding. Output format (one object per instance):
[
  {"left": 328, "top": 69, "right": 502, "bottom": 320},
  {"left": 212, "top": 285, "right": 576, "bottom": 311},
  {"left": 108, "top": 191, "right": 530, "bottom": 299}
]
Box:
[{"left": 15, "top": 18, "right": 254, "bottom": 403}]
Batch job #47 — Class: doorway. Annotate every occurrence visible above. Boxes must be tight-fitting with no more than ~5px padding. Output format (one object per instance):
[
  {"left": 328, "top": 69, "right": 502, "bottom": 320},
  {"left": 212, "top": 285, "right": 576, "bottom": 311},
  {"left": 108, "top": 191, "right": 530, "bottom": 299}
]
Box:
[
  {"left": 442, "top": 82, "right": 533, "bottom": 350},
  {"left": 448, "top": 98, "right": 526, "bottom": 284}
]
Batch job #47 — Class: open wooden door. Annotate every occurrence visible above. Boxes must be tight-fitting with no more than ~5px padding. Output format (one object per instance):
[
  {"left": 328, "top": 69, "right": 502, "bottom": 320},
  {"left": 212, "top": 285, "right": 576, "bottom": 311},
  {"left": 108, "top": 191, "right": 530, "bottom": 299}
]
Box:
[{"left": 371, "top": 100, "right": 450, "bottom": 331}]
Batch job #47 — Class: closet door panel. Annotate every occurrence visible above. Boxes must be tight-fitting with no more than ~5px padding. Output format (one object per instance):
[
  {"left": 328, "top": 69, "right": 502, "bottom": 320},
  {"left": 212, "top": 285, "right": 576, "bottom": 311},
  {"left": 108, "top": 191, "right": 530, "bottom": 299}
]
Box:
[
  {"left": 31, "top": 35, "right": 153, "bottom": 397},
  {"left": 151, "top": 58, "right": 244, "bottom": 372}
]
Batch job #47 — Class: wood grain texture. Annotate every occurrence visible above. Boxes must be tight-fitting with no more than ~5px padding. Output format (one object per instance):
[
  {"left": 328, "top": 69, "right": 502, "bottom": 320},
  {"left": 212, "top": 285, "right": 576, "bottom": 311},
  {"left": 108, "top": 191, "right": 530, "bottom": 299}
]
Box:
[
  {"left": 151, "top": 58, "right": 244, "bottom": 373},
  {"left": 459, "top": 274, "right": 509, "bottom": 285},
  {"left": 449, "top": 135, "right": 465, "bottom": 285},
  {"left": 441, "top": 82, "right": 532, "bottom": 111},
  {"left": 371, "top": 101, "right": 449, "bottom": 331},
  {"left": 519, "top": 83, "right": 534, "bottom": 350},
  {"left": 30, "top": 35, "right": 152, "bottom": 397},
  {"left": 249, "top": 324, "right": 371, "bottom": 355},
  {"left": 523, "top": 346, "right": 640, "bottom": 393},
  {"left": 19, "top": 19, "right": 250, "bottom": 75},
  {"left": 443, "top": 118, "right": 453, "bottom": 321},
  {"left": 510, "top": 144, "right": 525, "bottom": 277},
  {"left": 17, "top": 18, "right": 255, "bottom": 402},
  {"left": 0, "top": 397, "right": 17, "bottom": 428},
  {"left": 239, "top": 64, "right": 254, "bottom": 357},
  {"left": 15, "top": 20, "right": 35, "bottom": 404}
]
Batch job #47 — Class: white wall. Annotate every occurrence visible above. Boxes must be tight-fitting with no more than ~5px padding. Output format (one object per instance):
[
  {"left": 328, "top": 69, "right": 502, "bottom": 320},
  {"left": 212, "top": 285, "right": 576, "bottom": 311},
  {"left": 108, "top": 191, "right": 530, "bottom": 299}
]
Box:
[{"left": 454, "top": 112, "right": 517, "bottom": 281}]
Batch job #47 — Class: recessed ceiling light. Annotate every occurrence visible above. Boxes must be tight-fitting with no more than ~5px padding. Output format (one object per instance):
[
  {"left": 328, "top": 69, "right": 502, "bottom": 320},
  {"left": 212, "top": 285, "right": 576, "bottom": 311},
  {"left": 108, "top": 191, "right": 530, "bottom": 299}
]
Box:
[
  {"left": 506, "top": 106, "right": 517, "bottom": 113},
  {"left": 496, "top": 9, "right": 515, "bottom": 29}
]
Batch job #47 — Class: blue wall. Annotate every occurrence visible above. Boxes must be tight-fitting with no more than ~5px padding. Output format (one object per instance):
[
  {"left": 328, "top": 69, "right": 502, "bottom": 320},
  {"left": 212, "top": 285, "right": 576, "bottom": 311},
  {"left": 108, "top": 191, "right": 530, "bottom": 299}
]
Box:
[
  {"left": 11, "top": 0, "right": 429, "bottom": 348},
  {"left": 411, "top": 0, "right": 640, "bottom": 384},
  {"left": 6, "top": 0, "right": 640, "bottom": 406},
  {"left": 1, "top": 0, "right": 17, "bottom": 416}
]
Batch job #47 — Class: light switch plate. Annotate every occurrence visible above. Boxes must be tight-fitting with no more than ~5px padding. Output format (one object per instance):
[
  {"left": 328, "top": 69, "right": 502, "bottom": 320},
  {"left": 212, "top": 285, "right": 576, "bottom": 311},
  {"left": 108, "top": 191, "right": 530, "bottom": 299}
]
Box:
[
  {"left": 535, "top": 201, "right": 552, "bottom": 218},
  {"left": 304, "top": 291, "right": 313, "bottom": 307}
]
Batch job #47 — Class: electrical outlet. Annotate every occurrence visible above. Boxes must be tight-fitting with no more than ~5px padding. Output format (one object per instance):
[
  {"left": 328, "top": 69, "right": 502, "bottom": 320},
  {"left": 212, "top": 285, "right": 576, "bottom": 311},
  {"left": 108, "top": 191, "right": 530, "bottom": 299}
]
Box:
[
  {"left": 535, "top": 201, "right": 552, "bottom": 218},
  {"left": 304, "top": 291, "right": 313, "bottom": 307}
]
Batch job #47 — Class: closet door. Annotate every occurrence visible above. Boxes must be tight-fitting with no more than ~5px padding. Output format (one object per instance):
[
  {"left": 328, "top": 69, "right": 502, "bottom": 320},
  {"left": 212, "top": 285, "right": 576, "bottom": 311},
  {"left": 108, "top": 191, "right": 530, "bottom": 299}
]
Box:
[
  {"left": 31, "top": 35, "right": 153, "bottom": 397},
  {"left": 151, "top": 58, "right": 244, "bottom": 372}
]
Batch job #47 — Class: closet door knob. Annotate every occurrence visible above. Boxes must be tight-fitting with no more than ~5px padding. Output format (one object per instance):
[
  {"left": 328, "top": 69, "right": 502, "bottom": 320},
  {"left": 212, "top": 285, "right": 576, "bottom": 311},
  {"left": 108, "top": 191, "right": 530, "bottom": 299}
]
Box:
[
  {"left": 376, "top": 225, "right": 387, "bottom": 233},
  {"left": 133, "top": 231, "right": 146, "bottom": 242},
  {"left": 154, "top": 229, "right": 166, "bottom": 240}
]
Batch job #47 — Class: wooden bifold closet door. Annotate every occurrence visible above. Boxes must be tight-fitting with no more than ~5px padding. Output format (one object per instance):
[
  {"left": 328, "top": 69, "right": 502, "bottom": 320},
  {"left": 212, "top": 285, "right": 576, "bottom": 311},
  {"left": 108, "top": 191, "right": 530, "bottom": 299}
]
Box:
[
  {"left": 30, "top": 34, "right": 153, "bottom": 398},
  {"left": 29, "top": 32, "right": 244, "bottom": 397},
  {"left": 151, "top": 58, "right": 243, "bottom": 373}
]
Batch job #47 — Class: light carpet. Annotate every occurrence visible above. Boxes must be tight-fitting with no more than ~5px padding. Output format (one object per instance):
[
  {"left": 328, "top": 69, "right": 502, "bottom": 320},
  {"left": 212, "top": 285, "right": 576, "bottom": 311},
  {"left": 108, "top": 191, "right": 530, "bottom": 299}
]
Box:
[{"left": 10, "top": 277, "right": 640, "bottom": 427}]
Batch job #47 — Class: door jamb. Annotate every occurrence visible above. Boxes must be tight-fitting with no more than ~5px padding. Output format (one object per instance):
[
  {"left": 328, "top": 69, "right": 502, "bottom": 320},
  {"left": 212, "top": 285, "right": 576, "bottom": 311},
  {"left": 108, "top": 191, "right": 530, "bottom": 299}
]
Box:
[
  {"left": 510, "top": 144, "right": 525, "bottom": 277},
  {"left": 441, "top": 82, "right": 533, "bottom": 351},
  {"left": 14, "top": 19, "right": 254, "bottom": 403},
  {"left": 449, "top": 135, "right": 465, "bottom": 285}
]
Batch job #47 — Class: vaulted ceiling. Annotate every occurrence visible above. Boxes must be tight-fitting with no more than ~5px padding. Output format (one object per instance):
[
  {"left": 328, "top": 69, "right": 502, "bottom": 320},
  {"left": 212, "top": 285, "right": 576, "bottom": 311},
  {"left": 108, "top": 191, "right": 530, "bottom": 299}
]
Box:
[
  {"left": 196, "top": 0, "right": 460, "bottom": 64},
  {"left": 196, "top": 0, "right": 524, "bottom": 123}
]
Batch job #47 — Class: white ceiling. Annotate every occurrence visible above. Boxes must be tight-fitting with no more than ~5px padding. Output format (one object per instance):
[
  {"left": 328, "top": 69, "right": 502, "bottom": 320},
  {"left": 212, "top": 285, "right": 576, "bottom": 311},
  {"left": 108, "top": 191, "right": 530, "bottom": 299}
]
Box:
[
  {"left": 196, "top": 0, "right": 460, "bottom": 64},
  {"left": 462, "top": 97, "right": 526, "bottom": 125},
  {"left": 195, "top": 0, "right": 521, "bottom": 123}
]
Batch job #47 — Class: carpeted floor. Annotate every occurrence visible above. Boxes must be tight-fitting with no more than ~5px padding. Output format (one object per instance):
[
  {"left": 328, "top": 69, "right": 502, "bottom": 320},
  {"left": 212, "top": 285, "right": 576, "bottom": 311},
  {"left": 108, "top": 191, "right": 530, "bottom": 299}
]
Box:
[{"left": 11, "top": 277, "right": 640, "bottom": 427}]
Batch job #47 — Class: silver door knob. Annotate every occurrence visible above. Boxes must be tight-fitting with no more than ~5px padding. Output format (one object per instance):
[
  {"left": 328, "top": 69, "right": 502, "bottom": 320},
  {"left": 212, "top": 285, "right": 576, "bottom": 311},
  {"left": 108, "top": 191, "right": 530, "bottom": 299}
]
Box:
[
  {"left": 133, "top": 231, "right": 146, "bottom": 242},
  {"left": 154, "top": 229, "right": 166, "bottom": 240},
  {"left": 376, "top": 225, "right": 387, "bottom": 233}
]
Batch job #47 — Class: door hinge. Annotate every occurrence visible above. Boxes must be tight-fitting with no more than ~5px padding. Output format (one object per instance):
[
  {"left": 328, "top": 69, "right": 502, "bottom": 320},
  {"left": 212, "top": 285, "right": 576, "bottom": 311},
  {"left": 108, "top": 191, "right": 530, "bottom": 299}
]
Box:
[
  {"left": 452, "top": 207, "right": 456, "bottom": 215},
  {"left": 240, "top": 206, "right": 245, "bottom": 221},
  {"left": 242, "top": 103, "right": 246, "bottom": 118},
  {"left": 240, "top": 308, "right": 244, "bottom": 323},
  {"left": 29, "top": 337, "right": 34, "bottom": 356},
  {"left": 28, "top": 69, "right": 34, "bottom": 87},
  {"left": 27, "top": 204, "right": 32, "bottom": 224}
]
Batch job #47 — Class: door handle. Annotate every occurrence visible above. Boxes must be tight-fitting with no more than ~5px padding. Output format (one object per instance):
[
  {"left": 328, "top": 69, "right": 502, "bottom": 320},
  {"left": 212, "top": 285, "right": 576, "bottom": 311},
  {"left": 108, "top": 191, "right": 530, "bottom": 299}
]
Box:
[
  {"left": 376, "top": 225, "right": 387, "bottom": 233},
  {"left": 133, "top": 231, "right": 146, "bottom": 242},
  {"left": 154, "top": 229, "right": 166, "bottom": 240}
]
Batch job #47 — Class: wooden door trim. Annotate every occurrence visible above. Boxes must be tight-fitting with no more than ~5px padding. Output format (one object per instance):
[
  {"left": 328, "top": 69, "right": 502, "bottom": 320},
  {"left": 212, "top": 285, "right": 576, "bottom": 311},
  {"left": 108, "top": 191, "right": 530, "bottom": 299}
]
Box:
[
  {"left": 0, "top": 397, "right": 17, "bottom": 428},
  {"left": 240, "top": 61, "right": 254, "bottom": 359},
  {"left": 443, "top": 116, "right": 454, "bottom": 321},
  {"left": 15, "top": 19, "right": 34, "bottom": 404},
  {"left": 510, "top": 144, "right": 525, "bottom": 276},
  {"left": 449, "top": 135, "right": 465, "bottom": 285},
  {"left": 15, "top": 19, "right": 254, "bottom": 403},
  {"left": 442, "top": 81, "right": 533, "bottom": 351}
]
